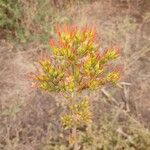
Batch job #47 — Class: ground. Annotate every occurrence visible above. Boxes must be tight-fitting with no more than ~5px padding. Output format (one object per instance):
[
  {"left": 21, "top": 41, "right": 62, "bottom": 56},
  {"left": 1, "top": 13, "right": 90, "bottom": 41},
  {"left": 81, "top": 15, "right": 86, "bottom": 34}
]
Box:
[{"left": 0, "top": 0, "right": 150, "bottom": 149}]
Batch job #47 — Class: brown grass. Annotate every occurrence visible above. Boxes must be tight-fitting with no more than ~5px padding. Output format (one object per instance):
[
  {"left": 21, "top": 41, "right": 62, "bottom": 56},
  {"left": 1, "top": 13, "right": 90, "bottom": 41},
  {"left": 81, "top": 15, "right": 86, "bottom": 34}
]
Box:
[{"left": 0, "top": 0, "right": 150, "bottom": 149}]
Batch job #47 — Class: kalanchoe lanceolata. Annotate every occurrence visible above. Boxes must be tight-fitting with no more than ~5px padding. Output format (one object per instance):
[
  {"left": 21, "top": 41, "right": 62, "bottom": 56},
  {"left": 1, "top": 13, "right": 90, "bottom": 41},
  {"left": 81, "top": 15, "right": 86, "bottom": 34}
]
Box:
[
  {"left": 32, "top": 25, "right": 121, "bottom": 93},
  {"left": 31, "top": 25, "right": 122, "bottom": 137}
]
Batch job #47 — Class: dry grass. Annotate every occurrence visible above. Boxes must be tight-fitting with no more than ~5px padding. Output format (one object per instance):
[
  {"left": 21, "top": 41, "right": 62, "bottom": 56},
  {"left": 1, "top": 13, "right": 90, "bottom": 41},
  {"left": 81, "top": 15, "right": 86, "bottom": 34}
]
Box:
[
  {"left": 0, "top": 0, "right": 92, "bottom": 42},
  {"left": 0, "top": 0, "right": 150, "bottom": 149}
]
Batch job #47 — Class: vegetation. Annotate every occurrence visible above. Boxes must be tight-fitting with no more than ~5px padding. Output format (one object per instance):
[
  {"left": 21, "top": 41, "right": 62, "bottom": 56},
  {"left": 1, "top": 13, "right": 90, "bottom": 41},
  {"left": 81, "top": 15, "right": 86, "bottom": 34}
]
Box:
[
  {"left": 0, "top": 0, "right": 91, "bottom": 42},
  {"left": 31, "top": 25, "right": 122, "bottom": 149},
  {"left": 0, "top": 0, "right": 150, "bottom": 150}
]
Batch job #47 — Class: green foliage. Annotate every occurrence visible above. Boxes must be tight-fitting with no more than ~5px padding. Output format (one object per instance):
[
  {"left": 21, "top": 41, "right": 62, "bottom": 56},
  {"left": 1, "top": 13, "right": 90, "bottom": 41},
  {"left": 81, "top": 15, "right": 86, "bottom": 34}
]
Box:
[
  {"left": 0, "top": 0, "right": 21, "bottom": 29},
  {"left": 0, "top": 0, "right": 29, "bottom": 41}
]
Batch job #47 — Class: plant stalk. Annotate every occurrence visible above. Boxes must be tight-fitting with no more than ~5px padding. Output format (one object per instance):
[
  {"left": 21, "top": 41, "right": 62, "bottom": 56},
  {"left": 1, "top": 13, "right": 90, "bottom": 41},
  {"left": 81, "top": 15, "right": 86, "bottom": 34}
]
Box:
[{"left": 72, "top": 127, "right": 78, "bottom": 150}]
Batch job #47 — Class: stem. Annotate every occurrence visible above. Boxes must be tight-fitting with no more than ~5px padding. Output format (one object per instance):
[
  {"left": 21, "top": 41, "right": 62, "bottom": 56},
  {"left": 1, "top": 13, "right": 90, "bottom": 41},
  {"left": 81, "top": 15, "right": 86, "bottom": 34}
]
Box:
[
  {"left": 71, "top": 92, "right": 79, "bottom": 150},
  {"left": 72, "top": 127, "right": 78, "bottom": 150}
]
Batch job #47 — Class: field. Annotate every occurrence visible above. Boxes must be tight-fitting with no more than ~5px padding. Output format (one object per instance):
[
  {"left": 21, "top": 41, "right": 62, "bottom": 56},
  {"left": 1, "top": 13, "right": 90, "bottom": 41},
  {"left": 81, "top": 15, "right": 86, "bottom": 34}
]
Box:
[{"left": 0, "top": 0, "right": 150, "bottom": 149}]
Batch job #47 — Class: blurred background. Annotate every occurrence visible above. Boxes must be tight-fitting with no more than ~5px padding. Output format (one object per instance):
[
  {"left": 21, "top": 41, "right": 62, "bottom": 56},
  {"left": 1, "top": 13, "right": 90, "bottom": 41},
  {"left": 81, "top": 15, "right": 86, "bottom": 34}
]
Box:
[{"left": 0, "top": 0, "right": 150, "bottom": 149}]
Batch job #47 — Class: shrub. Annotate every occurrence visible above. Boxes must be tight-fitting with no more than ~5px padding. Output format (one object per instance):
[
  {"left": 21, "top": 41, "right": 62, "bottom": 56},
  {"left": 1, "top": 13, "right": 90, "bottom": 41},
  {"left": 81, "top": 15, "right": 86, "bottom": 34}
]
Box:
[
  {"left": 31, "top": 25, "right": 121, "bottom": 149},
  {"left": 0, "top": 0, "right": 20, "bottom": 28}
]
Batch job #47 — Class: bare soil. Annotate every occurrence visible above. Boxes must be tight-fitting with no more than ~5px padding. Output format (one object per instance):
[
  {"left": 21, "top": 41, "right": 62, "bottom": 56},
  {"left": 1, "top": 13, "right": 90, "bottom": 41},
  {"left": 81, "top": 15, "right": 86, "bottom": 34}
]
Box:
[{"left": 0, "top": 0, "right": 150, "bottom": 149}]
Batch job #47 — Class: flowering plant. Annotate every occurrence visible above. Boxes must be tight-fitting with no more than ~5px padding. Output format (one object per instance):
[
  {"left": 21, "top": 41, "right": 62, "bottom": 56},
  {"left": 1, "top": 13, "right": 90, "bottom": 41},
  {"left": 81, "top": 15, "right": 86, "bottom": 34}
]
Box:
[{"left": 31, "top": 25, "right": 121, "bottom": 147}]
